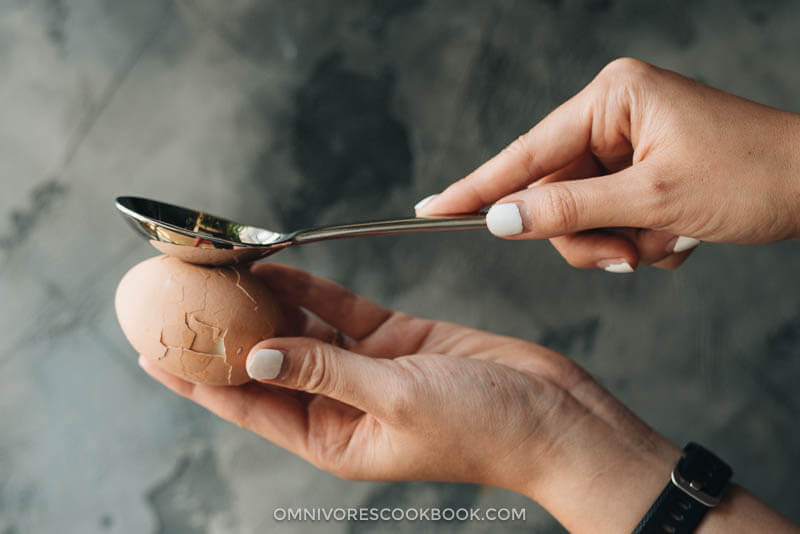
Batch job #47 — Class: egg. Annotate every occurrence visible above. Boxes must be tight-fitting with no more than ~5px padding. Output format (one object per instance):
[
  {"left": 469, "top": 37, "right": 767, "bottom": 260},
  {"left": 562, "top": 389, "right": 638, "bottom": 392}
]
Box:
[{"left": 115, "top": 255, "right": 283, "bottom": 386}]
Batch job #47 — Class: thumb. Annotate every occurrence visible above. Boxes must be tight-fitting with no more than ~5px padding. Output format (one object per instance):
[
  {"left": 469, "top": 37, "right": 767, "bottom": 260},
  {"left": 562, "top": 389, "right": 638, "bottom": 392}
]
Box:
[
  {"left": 246, "top": 337, "right": 399, "bottom": 417},
  {"left": 485, "top": 163, "right": 661, "bottom": 239}
]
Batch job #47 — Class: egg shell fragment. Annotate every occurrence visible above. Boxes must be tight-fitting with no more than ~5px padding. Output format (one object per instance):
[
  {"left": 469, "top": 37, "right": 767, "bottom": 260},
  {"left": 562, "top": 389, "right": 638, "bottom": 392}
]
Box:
[{"left": 115, "top": 255, "right": 283, "bottom": 386}]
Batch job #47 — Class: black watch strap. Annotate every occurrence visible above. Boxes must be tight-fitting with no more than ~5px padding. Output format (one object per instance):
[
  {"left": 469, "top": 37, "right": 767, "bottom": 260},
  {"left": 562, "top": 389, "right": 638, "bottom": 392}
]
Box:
[{"left": 632, "top": 442, "right": 733, "bottom": 534}]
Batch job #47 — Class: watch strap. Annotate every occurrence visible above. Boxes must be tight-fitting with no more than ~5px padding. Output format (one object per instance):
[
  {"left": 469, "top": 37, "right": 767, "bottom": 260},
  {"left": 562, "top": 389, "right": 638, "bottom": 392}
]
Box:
[
  {"left": 633, "top": 478, "right": 709, "bottom": 534},
  {"left": 632, "top": 442, "right": 732, "bottom": 534}
]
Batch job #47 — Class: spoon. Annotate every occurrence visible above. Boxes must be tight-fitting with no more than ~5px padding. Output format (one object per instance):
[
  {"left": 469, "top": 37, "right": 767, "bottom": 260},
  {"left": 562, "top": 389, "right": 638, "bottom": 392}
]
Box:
[{"left": 116, "top": 196, "right": 487, "bottom": 266}]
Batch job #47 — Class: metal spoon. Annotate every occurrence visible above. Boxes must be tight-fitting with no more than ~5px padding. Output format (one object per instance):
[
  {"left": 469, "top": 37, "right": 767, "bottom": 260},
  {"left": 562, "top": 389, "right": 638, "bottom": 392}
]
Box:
[{"left": 116, "top": 196, "right": 487, "bottom": 266}]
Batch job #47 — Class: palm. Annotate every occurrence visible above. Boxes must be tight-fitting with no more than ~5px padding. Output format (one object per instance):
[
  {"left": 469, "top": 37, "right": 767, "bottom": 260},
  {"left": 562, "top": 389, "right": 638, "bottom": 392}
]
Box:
[{"left": 285, "top": 309, "right": 595, "bottom": 480}]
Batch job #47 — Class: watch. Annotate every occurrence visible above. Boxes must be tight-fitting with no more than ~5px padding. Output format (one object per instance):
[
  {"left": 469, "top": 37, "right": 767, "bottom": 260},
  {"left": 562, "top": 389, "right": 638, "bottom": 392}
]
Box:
[{"left": 632, "top": 442, "right": 733, "bottom": 534}]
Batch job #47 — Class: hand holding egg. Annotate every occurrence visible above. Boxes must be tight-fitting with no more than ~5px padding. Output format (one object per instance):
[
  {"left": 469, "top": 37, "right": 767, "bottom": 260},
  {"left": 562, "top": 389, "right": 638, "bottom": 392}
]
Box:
[{"left": 134, "top": 263, "right": 695, "bottom": 533}]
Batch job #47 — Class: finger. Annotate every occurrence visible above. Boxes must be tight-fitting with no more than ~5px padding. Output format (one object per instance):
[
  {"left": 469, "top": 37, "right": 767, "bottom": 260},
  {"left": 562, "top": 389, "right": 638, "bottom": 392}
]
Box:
[
  {"left": 548, "top": 231, "right": 639, "bottom": 272},
  {"left": 650, "top": 248, "right": 697, "bottom": 270},
  {"left": 278, "top": 299, "right": 319, "bottom": 337},
  {"left": 245, "top": 337, "right": 404, "bottom": 421},
  {"left": 284, "top": 302, "right": 352, "bottom": 345},
  {"left": 609, "top": 229, "right": 700, "bottom": 266},
  {"left": 138, "top": 355, "right": 307, "bottom": 453},
  {"left": 548, "top": 227, "right": 699, "bottom": 272},
  {"left": 530, "top": 154, "right": 645, "bottom": 272},
  {"left": 417, "top": 89, "right": 594, "bottom": 215},
  {"left": 534, "top": 150, "right": 605, "bottom": 186},
  {"left": 251, "top": 263, "right": 393, "bottom": 340},
  {"left": 484, "top": 161, "right": 664, "bottom": 239},
  {"left": 272, "top": 294, "right": 356, "bottom": 351}
]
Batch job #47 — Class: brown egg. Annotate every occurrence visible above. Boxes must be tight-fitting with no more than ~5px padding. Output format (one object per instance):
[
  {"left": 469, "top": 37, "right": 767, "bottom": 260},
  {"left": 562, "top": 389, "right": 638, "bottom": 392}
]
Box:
[{"left": 115, "top": 255, "right": 283, "bottom": 386}]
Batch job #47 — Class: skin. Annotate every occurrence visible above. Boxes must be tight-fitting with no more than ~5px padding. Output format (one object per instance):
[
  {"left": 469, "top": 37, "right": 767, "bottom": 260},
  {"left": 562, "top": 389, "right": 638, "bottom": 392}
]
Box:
[
  {"left": 417, "top": 58, "right": 800, "bottom": 270},
  {"left": 141, "top": 264, "right": 799, "bottom": 533},
  {"left": 139, "top": 60, "right": 800, "bottom": 531}
]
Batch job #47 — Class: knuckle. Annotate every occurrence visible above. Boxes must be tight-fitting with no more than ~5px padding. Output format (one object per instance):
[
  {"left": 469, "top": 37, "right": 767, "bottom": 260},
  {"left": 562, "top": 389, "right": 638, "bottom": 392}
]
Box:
[
  {"left": 536, "top": 185, "right": 580, "bottom": 234},
  {"left": 298, "top": 345, "right": 334, "bottom": 394},
  {"left": 595, "top": 58, "right": 655, "bottom": 99},
  {"left": 599, "top": 57, "right": 651, "bottom": 80}
]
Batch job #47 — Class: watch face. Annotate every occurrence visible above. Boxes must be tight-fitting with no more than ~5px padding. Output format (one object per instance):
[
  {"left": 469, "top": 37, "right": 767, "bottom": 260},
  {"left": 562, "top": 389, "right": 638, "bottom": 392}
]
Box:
[{"left": 675, "top": 442, "right": 733, "bottom": 504}]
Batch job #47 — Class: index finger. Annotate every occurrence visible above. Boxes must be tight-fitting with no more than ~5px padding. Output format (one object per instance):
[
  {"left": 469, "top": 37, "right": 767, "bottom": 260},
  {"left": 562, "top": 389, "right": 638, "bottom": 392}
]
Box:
[
  {"left": 419, "top": 88, "right": 593, "bottom": 215},
  {"left": 250, "top": 263, "right": 393, "bottom": 341}
]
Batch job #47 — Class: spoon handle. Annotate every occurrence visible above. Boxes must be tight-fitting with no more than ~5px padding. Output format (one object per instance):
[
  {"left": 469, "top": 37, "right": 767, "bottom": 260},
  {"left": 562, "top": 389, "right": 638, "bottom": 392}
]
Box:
[{"left": 290, "top": 215, "right": 487, "bottom": 244}]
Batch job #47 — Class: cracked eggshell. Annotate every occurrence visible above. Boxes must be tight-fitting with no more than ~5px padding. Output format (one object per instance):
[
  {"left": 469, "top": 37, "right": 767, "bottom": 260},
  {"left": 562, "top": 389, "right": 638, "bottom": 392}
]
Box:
[{"left": 115, "top": 255, "right": 283, "bottom": 386}]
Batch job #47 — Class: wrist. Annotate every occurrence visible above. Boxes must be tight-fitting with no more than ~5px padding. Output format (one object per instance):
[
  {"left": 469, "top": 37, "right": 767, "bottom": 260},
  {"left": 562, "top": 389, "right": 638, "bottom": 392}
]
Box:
[
  {"left": 519, "top": 420, "right": 800, "bottom": 534},
  {"left": 521, "top": 413, "right": 682, "bottom": 533}
]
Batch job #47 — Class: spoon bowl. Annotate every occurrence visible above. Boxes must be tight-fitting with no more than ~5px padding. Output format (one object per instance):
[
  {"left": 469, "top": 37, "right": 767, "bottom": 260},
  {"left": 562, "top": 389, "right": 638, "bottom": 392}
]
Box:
[{"left": 116, "top": 196, "right": 487, "bottom": 266}]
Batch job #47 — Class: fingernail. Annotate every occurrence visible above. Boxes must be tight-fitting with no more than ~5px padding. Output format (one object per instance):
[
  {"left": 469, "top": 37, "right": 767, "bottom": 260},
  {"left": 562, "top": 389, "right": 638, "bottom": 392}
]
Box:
[
  {"left": 670, "top": 236, "right": 701, "bottom": 253},
  {"left": 414, "top": 194, "right": 437, "bottom": 212},
  {"left": 246, "top": 349, "right": 284, "bottom": 379},
  {"left": 597, "top": 259, "right": 634, "bottom": 273},
  {"left": 486, "top": 202, "right": 524, "bottom": 236}
]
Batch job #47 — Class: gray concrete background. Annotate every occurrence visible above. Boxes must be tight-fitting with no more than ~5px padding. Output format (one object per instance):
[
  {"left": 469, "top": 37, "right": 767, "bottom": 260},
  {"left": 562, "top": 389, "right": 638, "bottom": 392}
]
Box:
[{"left": 2, "top": 1, "right": 800, "bottom": 532}]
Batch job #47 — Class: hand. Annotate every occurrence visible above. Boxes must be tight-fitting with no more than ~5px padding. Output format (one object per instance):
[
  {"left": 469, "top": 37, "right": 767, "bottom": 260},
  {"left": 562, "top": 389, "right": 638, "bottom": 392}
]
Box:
[
  {"left": 140, "top": 263, "right": 682, "bottom": 532},
  {"left": 416, "top": 58, "right": 800, "bottom": 272},
  {"left": 140, "top": 264, "right": 799, "bottom": 532}
]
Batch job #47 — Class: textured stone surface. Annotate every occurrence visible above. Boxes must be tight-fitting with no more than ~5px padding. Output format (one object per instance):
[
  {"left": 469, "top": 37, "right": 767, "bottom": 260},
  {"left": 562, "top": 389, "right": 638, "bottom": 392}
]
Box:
[{"left": 2, "top": 1, "right": 800, "bottom": 532}]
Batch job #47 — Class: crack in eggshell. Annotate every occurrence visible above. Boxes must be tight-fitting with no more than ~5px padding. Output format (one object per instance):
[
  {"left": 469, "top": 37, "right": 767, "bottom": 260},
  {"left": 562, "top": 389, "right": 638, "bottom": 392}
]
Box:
[
  {"left": 181, "top": 314, "right": 197, "bottom": 347},
  {"left": 225, "top": 266, "right": 257, "bottom": 307},
  {"left": 181, "top": 271, "right": 211, "bottom": 380},
  {"left": 175, "top": 348, "right": 215, "bottom": 381},
  {"left": 157, "top": 341, "right": 223, "bottom": 359},
  {"left": 183, "top": 271, "right": 235, "bottom": 383},
  {"left": 154, "top": 339, "right": 222, "bottom": 383},
  {"left": 185, "top": 312, "right": 233, "bottom": 383},
  {"left": 155, "top": 331, "right": 168, "bottom": 360},
  {"left": 186, "top": 313, "right": 227, "bottom": 354}
]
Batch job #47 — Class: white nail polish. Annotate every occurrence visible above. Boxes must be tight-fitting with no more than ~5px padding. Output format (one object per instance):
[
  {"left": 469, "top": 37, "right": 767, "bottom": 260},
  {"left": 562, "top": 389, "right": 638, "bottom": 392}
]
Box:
[
  {"left": 414, "top": 194, "right": 437, "bottom": 212},
  {"left": 604, "top": 261, "right": 634, "bottom": 274},
  {"left": 246, "top": 349, "right": 284, "bottom": 379},
  {"left": 672, "top": 236, "right": 701, "bottom": 253},
  {"left": 486, "top": 203, "right": 524, "bottom": 236}
]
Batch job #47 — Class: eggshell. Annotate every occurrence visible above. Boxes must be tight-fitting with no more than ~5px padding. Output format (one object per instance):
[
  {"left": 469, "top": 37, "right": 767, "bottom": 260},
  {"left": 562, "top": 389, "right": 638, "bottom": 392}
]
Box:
[{"left": 115, "top": 255, "right": 283, "bottom": 386}]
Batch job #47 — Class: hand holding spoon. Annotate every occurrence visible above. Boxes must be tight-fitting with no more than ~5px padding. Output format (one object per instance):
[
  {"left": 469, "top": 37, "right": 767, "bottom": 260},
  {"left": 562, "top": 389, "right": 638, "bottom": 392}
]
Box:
[{"left": 115, "top": 196, "right": 487, "bottom": 266}]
